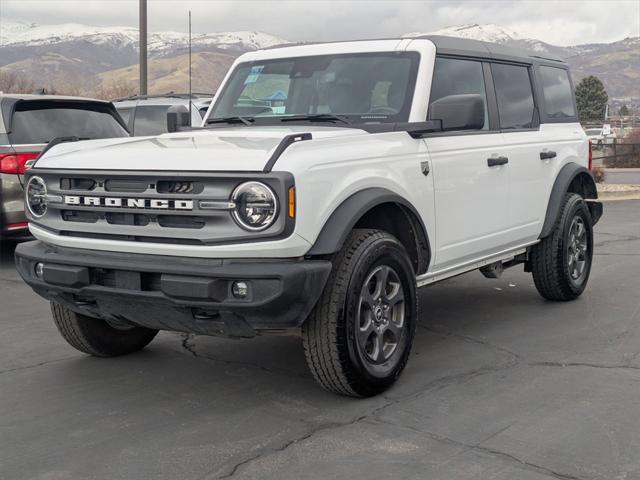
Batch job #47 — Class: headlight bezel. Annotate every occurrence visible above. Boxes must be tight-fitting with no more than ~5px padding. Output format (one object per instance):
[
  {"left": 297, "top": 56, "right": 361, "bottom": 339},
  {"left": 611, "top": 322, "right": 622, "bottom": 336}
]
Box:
[
  {"left": 26, "top": 175, "right": 48, "bottom": 218},
  {"left": 230, "top": 181, "right": 279, "bottom": 232}
]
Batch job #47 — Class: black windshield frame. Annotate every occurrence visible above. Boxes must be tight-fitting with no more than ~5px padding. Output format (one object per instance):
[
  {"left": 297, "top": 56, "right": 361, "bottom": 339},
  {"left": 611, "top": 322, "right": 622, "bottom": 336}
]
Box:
[{"left": 207, "top": 52, "right": 420, "bottom": 127}]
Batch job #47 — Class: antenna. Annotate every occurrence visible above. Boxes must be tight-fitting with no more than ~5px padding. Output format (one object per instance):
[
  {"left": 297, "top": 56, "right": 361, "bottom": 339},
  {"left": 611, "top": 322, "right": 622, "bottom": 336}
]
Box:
[{"left": 188, "top": 10, "right": 192, "bottom": 127}]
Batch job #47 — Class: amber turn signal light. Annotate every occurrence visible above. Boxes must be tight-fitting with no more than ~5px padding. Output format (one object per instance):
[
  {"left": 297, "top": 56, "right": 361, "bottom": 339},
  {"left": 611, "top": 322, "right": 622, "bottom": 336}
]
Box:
[{"left": 288, "top": 187, "right": 296, "bottom": 218}]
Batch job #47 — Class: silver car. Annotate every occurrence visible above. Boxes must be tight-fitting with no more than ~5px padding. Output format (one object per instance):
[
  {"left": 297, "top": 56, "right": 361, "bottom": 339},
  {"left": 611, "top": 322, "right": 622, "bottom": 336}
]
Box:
[
  {"left": 0, "top": 94, "right": 129, "bottom": 239},
  {"left": 113, "top": 93, "right": 213, "bottom": 136}
]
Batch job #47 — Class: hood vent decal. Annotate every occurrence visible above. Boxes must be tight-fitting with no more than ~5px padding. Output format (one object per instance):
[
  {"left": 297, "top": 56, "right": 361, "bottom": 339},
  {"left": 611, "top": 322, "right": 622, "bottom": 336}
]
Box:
[{"left": 263, "top": 133, "right": 312, "bottom": 173}]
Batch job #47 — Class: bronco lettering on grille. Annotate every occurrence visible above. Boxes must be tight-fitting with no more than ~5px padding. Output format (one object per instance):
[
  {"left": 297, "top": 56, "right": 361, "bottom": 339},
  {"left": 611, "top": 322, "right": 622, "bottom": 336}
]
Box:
[{"left": 63, "top": 196, "right": 193, "bottom": 210}]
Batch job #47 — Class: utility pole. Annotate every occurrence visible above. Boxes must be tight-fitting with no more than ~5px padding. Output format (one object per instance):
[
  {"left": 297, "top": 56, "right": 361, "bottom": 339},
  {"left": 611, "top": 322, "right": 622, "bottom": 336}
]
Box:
[
  {"left": 188, "top": 10, "right": 192, "bottom": 126},
  {"left": 139, "top": 0, "right": 148, "bottom": 95}
]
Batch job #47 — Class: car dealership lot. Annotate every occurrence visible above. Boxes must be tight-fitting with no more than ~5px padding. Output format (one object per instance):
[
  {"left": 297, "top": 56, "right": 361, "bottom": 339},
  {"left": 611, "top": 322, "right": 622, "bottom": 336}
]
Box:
[{"left": 1, "top": 200, "right": 639, "bottom": 480}]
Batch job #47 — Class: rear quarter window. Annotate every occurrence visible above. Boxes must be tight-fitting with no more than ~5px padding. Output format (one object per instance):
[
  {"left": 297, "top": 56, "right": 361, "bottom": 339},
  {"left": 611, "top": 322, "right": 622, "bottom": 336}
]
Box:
[
  {"left": 539, "top": 66, "right": 576, "bottom": 119},
  {"left": 9, "top": 102, "right": 128, "bottom": 144},
  {"left": 491, "top": 63, "right": 536, "bottom": 130}
]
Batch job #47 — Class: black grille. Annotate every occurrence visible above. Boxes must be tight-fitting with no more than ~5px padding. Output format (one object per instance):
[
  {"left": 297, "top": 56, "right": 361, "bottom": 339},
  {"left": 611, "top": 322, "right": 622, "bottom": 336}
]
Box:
[
  {"left": 156, "top": 180, "right": 203, "bottom": 194},
  {"left": 60, "top": 178, "right": 96, "bottom": 191}
]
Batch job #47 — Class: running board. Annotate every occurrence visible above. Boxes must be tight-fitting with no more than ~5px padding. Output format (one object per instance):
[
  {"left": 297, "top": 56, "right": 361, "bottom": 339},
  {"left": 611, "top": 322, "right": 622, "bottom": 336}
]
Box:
[{"left": 415, "top": 243, "right": 536, "bottom": 287}]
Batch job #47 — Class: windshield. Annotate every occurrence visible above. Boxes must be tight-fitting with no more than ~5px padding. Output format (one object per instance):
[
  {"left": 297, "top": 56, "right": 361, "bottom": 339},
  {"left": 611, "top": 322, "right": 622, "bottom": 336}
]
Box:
[
  {"left": 208, "top": 52, "right": 419, "bottom": 125},
  {"left": 585, "top": 129, "right": 602, "bottom": 135}
]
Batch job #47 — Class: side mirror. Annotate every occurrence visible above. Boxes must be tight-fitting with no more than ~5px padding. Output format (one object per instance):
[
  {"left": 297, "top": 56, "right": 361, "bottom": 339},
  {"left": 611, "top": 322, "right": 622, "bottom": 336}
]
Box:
[
  {"left": 167, "top": 104, "right": 191, "bottom": 132},
  {"left": 428, "top": 94, "right": 485, "bottom": 131}
]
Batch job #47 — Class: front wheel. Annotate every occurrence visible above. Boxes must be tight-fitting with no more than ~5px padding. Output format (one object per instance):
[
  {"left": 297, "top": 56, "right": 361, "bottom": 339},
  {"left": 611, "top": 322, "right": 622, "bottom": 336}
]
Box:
[
  {"left": 51, "top": 302, "right": 158, "bottom": 357},
  {"left": 530, "top": 193, "right": 594, "bottom": 301},
  {"left": 302, "top": 229, "right": 417, "bottom": 397}
]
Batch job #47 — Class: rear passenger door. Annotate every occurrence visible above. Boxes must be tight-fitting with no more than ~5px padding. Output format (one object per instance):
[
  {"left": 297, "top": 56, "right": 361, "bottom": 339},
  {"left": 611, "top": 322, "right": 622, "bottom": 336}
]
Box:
[
  {"left": 493, "top": 63, "right": 581, "bottom": 246},
  {"left": 490, "top": 62, "right": 545, "bottom": 245},
  {"left": 425, "top": 57, "right": 511, "bottom": 269}
]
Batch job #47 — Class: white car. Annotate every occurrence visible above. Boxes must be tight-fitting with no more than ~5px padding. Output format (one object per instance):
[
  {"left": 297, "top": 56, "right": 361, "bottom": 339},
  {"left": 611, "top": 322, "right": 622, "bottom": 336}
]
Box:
[
  {"left": 16, "top": 36, "right": 602, "bottom": 397},
  {"left": 585, "top": 127, "right": 617, "bottom": 149}
]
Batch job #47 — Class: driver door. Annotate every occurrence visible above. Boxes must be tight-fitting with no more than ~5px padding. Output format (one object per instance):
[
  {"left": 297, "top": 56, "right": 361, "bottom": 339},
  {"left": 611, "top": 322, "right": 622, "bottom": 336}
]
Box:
[{"left": 424, "top": 57, "right": 511, "bottom": 269}]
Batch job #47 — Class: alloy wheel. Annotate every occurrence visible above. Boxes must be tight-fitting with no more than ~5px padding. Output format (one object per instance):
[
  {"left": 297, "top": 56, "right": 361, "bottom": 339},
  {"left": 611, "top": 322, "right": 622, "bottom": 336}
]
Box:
[{"left": 356, "top": 265, "right": 406, "bottom": 368}]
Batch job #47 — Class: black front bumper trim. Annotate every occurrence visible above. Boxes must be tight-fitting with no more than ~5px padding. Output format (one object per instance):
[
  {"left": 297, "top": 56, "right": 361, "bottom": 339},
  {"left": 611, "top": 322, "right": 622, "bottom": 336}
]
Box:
[{"left": 15, "top": 241, "right": 332, "bottom": 337}]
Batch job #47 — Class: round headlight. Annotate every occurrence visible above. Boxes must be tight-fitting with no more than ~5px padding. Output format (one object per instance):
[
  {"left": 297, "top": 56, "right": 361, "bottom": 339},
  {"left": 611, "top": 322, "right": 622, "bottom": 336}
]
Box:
[
  {"left": 231, "top": 181, "right": 278, "bottom": 231},
  {"left": 26, "top": 176, "right": 47, "bottom": 218}
]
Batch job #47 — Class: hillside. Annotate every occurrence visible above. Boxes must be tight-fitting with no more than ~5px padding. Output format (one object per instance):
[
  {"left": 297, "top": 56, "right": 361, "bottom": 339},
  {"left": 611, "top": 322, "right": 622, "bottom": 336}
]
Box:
[
  {"left": 96, "top": 51, "right": 235, "bottom": 95},
  {"left": 0, "top": 21, "right": 637, "bottom": 105}
]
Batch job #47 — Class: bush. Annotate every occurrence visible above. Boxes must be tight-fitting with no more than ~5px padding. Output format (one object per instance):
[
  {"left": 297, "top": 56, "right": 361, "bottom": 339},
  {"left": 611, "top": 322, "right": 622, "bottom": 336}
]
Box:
[{"left": 591, "top": 166, "right": 606, "bottom": 183}]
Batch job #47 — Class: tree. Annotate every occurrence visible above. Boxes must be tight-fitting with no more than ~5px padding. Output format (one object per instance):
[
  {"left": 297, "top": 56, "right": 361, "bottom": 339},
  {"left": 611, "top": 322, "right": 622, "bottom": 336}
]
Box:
[
  {"left": 0, "top": 70, "right": 34, "bottom": 93},
  {"left": 575, "top": 76, "right": 608, "bottom": 122},
  {"left": 92, "top": 79, "right": 138, "bottom": 101},
  {"left": 619, "top": 105, "right": 630, "bottom": 117}
]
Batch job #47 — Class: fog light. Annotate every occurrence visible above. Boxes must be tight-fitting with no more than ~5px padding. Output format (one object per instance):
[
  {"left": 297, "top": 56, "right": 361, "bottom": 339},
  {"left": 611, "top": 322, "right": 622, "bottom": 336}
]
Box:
[
  {"left": 232, "top": 281, "right": 249, "bottom": 299},
  {"left": 34, "top": 262, "right": 44, "bottom": 279}
]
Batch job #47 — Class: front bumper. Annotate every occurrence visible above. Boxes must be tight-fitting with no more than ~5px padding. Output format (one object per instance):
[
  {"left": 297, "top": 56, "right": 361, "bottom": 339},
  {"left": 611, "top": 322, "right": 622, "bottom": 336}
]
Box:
[{"left": 15, "top": 241, "right": 332, "bottom": 337}]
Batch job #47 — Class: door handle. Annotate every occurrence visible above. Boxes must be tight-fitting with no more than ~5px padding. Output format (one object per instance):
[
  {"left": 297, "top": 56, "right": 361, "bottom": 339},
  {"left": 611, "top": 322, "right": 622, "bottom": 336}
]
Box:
[
  {"left": 540, "top": 150, "right": 557, "bottom": 160},
  {"left": 487, "top": 156, "right": 509, "bottom": 167}
]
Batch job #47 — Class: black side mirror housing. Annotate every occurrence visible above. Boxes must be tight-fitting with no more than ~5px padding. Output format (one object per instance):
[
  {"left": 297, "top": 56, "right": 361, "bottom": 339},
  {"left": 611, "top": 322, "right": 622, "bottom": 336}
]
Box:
[
  {"left": 167, "top": 104, "right": 191, "bottom": 132},
  {"left": 428, "top": 94, "right": 485, "bottom": 131}
]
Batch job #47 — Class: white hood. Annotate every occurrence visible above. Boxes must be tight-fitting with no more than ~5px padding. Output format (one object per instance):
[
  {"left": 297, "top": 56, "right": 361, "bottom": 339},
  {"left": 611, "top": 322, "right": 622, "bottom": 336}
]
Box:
[{"left": 34, "top": 126, "right": 366, "bottom": 172}]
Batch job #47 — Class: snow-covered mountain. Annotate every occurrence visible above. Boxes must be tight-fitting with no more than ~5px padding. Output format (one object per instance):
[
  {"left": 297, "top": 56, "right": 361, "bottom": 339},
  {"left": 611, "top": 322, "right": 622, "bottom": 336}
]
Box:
[
  {"left": 406, "top": 23, "right": 579, "bottom": 57},
  {"left": 0, "top": 21, "right": 288, "bottom": 54}
]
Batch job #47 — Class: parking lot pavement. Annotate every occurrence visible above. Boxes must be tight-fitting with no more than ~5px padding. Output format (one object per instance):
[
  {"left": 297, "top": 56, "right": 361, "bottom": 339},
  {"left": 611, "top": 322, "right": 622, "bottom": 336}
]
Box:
[{"left": 1, "top": 201, "right": 639, "bottom": 480}]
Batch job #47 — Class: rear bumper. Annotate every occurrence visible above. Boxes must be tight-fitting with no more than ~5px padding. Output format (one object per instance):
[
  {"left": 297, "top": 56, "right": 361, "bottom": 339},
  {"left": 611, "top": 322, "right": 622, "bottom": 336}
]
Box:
[
  {"left": 1, "top": 172, "right": 29, "bottom": 239},
  {"left": 15, "top": 241, "right": 332, "bottom": 337}
]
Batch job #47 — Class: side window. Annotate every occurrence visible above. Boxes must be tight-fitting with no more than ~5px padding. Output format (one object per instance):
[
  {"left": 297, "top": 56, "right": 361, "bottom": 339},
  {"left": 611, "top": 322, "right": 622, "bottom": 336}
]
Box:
[
  {"left": 491, "top": 63, "right": 535, "bottom": 130},
  {"left": 539, "top": 66, "right": 576, "bottom": 119},
  {"left": 429, "top": 57, "right": 488, "bottom": 130},
  {"left": 132, "top": 105, "right": 170, "bottom": 136}
]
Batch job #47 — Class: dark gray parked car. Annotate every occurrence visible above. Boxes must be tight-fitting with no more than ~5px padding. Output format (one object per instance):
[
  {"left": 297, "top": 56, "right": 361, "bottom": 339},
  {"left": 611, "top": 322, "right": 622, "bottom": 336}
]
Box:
[{"left": 0, "top": 94, "right": 129, "bottom": 239}]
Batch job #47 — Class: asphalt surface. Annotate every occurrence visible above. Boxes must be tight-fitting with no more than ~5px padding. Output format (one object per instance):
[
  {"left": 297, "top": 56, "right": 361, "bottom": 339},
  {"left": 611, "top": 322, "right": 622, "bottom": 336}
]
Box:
[{"left": 1, "top": 200, "right": 639, "bottom": 480}]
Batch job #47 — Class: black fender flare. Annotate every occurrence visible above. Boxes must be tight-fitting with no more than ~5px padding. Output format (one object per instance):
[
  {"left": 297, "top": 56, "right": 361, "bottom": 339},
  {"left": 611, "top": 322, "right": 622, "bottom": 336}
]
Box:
[
  {"left": 540, "top": 162, "right": 599, "bottom": 238},
  {"left": 308, "top": 188, "right": 431, "bottom": 270}
]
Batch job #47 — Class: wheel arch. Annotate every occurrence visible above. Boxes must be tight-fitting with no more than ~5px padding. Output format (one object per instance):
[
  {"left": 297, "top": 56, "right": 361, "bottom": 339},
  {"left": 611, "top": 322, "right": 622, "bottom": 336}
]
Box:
[
  {"left": 540, "top": 162, "right": 599, "bottom": 239},
  {"left": 307, "top": 188, "right": 431, "bottom": 274}
]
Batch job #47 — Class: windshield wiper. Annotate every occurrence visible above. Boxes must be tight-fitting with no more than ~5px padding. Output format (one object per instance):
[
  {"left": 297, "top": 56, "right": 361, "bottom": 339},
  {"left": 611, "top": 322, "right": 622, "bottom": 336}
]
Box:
[
  {"left": 206, "top": 116, "right": 254, "bottom": 126},
  {"left": 279, "top": 114, "right": 354, "bottom": 126}
]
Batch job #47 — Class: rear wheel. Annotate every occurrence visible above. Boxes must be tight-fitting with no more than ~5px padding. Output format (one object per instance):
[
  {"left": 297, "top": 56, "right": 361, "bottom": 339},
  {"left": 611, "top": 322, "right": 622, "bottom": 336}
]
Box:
[
  {"left": 51, "top": 302, "right": 158, "bottom": 357},
  {"left": 302, "top": 229, "right": 417, "bottom": 397},
  {"left": 530, "top": 193, "right": 594, "bottom": 301}
]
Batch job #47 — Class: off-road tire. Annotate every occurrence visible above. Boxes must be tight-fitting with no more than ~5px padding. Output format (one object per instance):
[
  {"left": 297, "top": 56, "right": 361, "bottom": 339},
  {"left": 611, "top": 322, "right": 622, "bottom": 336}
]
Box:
[
  {"left": 51, "top": 302, "right": 158, "bottom": 357},
  {"left": 530, "top": 193, "right": 594, "bottom": 301},
  {"left": 302, "top": 229, "right": 417, "bottom": 397}
]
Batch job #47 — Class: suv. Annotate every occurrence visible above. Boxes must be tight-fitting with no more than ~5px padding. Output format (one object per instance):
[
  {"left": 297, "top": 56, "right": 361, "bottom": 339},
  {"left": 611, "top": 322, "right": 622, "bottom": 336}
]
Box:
[
  {"left": 15, "top": 37, "right": 602, "bottom": 397},
  {"left": 0, "top": 94, "right": 129, "bottom": 239},
  {"left": 585, "top": 127, "right": 617, "bottom": 149},
  {"left": 113, "top": 93, "right": 214, "bottom": 136}
]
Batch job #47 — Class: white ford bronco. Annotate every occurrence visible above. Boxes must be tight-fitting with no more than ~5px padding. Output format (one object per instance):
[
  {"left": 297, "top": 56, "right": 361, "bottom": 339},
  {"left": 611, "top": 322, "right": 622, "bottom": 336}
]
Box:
[{"left": 16, "top": 36, "right": 602, "bottom": 397}]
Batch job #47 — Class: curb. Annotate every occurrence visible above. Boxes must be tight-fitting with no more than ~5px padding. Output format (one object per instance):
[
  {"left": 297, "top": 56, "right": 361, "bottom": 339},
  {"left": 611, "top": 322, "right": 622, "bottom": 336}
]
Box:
[{"left": 597, "top": 184, "right": 640, "bottom": 201}]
